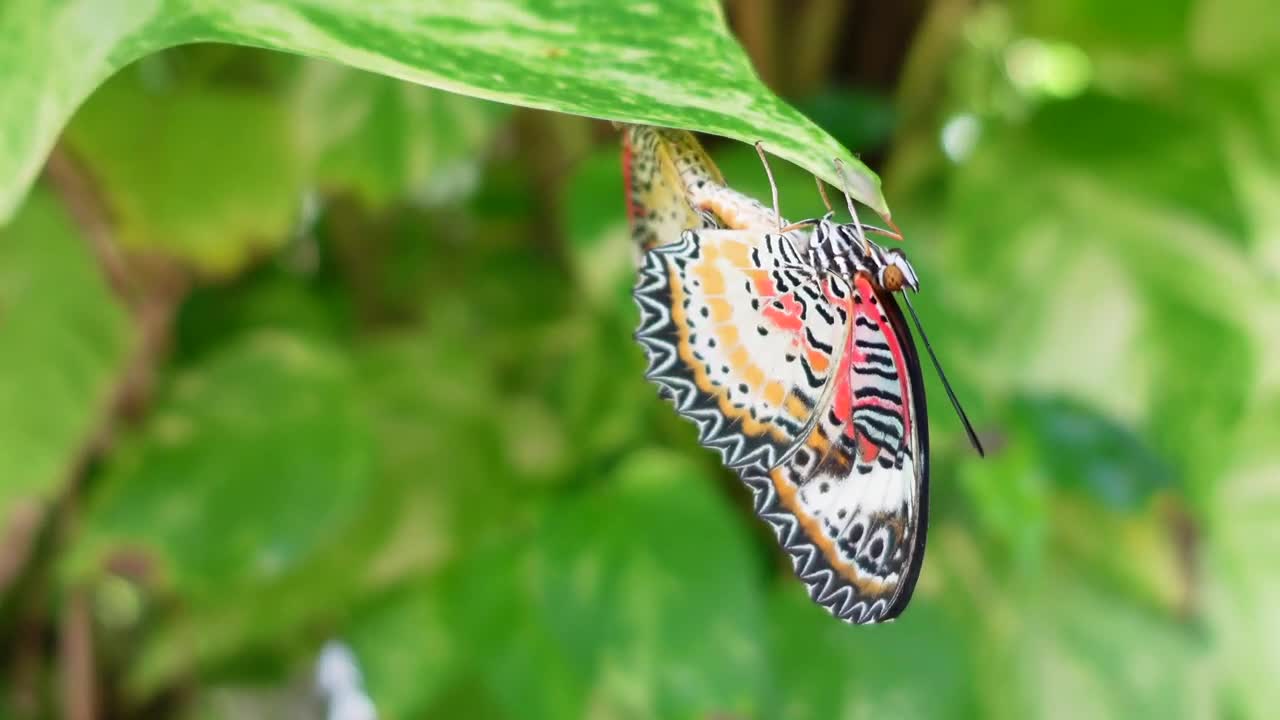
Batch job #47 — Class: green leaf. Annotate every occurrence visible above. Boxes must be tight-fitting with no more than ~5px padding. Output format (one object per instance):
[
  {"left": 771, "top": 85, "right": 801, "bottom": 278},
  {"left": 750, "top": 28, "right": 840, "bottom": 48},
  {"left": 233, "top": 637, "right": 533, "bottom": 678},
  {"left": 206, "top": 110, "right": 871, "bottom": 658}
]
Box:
[
  {"left": 0, "top": 186, "right": 131, "bottom": 538},
  {"left": 345, "top": 543, "right": 529, "bottom": 720},
  {"left": 69, "top": 329, "right": 389, "bottom": 698},
  {"left": 920, "top": 95, "right": 1266, "bottom": 490},
  {"left": 352, "top": 326, "right": 526, "bottom": 580},
  {"left": 523, "top": 450, "right": 767, "bottom": 719},
  {"left": 292, "top": 60, "right": 510, "bottom": 208},
  {"left": 0, "top": 0, "right": 887, "bottom": 226},
  {"left": 344, "top": 580, "right": 464, "bottom": 719},
  {"left": 1013, "top": 395, "right": 1175, "bottom": 510},
  {"left": 1189, "top": 0, "right": 1280, "bottom": 72},
  {"left": 61, "top": 67, "right": 305, "bottom": 276},
  {"left": 995, "top": 581, "right": 1204, "bottom": 720},
  {"left": 766, "top": 586, "right": 979, "bottom": 720},
  {"left": 563, "top": 147, "right": 631, "bottom": 308},
  {"left": 1206, "top": 400, "right": 1280, "bottom": 718},
  {"left": 72, "top": 330, "right": 374, "bottom": 599}
]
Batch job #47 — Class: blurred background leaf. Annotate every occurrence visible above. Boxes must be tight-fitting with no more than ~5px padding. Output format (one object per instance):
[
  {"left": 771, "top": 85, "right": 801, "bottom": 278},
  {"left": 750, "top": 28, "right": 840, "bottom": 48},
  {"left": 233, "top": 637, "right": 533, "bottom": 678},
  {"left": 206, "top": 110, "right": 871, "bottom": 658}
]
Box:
[{"left": 0, "top": 187, "right": 130, "bottom": 585}]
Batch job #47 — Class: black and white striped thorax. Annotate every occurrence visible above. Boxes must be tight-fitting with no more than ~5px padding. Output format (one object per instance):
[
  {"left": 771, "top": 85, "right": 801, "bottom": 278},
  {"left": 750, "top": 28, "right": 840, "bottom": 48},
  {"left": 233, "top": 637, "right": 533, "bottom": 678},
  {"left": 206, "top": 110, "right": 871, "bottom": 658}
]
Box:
[{"left": 806, "top": 218, "right": 920, "bottom": 293}]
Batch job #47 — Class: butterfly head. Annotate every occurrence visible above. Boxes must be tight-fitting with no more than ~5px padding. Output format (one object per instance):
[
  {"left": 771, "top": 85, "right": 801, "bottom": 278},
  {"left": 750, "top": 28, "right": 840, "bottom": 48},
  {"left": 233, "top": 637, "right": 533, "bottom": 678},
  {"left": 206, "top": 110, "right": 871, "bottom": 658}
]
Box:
[{"left": 876, "top": 247, "right": 920, "bottom": 293}]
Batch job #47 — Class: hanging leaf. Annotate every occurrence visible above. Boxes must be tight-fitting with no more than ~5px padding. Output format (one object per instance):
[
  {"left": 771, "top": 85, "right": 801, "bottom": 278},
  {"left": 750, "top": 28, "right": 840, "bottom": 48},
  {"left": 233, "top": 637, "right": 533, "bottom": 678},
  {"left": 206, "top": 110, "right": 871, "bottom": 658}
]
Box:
[{"left": 0, "top": 0, "right": 888, "bottom": 227}]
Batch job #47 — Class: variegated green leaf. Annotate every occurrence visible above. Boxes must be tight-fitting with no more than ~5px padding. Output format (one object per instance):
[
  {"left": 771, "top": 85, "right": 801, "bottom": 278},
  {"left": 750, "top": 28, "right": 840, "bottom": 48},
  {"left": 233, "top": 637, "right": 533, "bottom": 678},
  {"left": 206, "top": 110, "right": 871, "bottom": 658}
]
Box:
[{"left": 0, "top": 0, "right": 887, "bottom": 227}]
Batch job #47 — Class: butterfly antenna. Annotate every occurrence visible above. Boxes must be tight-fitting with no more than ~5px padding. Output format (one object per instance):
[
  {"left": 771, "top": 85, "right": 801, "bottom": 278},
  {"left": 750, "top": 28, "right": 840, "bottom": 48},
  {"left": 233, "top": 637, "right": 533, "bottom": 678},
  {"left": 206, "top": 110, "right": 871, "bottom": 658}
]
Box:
[
  {"left": 900, "top": 292, "right": 985, "bottom": 456},
  {"left": 754, "top": 141, "right": 783, "bottom": 233},
  {"left": 833, "top": 159, "right": 872, "bottom": 256},
  {"left": 815, "top": 176, "right": 834, "bottom": 214}
]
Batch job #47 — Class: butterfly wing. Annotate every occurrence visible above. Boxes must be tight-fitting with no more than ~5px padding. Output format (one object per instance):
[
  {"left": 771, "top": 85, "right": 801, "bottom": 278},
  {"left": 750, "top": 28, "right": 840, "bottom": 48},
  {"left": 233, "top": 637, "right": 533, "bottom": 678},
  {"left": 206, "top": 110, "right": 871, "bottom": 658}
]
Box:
[
  {"left": 621, "top": 125, "right": 787, "bottom": 245},
  {"left": 748, "top": 275, "right": 929, "bottom": 623},
  {"left": 636, "top": 227, "right": 929, "bottom": 623},
  {"left": 622, "top": 125, "right": 721, "bottom": 251},
  {"left": 625, "top": 130, "right": 931, "bottom": 624},
  {"left": 635, "top": 228, "right": 850, "bottom": 470}
]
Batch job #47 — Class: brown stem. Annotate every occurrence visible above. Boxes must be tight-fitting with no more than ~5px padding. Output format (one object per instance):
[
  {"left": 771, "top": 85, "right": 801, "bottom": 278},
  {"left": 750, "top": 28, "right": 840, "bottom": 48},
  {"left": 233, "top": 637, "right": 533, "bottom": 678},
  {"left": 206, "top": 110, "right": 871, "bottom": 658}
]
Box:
[
  {"left": 882, "top": 0, "right": 975, "bottom": 196},
  {"left": 44, "top": 148, "right": 137, "bottom": 306},
  {"left": 0, "top": 503, "right": 43, "bottom": 599},
  {"left": 510, "top": 110, "right": 583, "bottom": 270},
  {"left": 1165, "top": 498, "right": 1199, "bottom": 620},
  {"left": 59, "top": 527, "right": 97, "bottom": 720},
  {"left": 789, "top": 0, "right": 849, "bottom": 96},
  {"left": 730, "top": 0, "right": 778, "bottom": 90},
  {"left": 36, "top": 143, "right": 185, "bottom": 720}
]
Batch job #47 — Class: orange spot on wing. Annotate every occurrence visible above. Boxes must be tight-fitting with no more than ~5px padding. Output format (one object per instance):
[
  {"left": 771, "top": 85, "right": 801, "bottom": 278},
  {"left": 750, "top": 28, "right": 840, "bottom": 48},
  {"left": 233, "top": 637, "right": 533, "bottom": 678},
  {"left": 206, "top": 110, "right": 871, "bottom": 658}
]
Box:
[
  {"left": 750, "top": 270, "right": 778, "bottom": 298},
  {"left": 668, "top": 273, "right": 788, "bottom": 442},
  {"left": 695, "top": 262, "right": 726, "bottom": 295},
  {"left": 785, "top": 395, "right": 810, "bottom": 422},
  {"left": 762, "top": 293, "right": 803, "bottom": 334},
  {"left": 718, "top": 324, "right": 740, "bottom": 346},
  {"left": 806, "top": 349, "right": 830, "bottom": 373},
  {"left": 721, "top": 238, "right": 752, "bottom": 265},
  {"left": 764, "top": 382, "right": 785, "bottom": 406}
]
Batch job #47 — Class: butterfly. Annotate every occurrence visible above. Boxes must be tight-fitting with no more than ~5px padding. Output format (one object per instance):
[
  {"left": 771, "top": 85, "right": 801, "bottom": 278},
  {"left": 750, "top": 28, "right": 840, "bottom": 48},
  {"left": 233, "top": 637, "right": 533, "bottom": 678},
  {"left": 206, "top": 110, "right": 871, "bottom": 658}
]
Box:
[{"left": 622, "top": 125, "right": 982, "bottom": 624}]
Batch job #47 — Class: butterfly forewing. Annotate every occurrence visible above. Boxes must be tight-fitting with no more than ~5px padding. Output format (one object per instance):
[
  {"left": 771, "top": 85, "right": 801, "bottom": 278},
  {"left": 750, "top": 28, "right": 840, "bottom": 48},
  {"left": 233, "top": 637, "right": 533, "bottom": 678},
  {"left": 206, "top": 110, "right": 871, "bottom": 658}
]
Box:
[{"left": 635, "top": 229, "right": 847, "bottom": 470}]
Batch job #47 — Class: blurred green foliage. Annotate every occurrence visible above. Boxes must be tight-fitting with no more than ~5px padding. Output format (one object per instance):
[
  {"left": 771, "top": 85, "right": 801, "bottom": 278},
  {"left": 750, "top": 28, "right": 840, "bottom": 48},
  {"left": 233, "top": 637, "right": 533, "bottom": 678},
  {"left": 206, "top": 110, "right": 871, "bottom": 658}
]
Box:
[{"left": 1, "top": 1, "right": 1279, "bottom": 719}]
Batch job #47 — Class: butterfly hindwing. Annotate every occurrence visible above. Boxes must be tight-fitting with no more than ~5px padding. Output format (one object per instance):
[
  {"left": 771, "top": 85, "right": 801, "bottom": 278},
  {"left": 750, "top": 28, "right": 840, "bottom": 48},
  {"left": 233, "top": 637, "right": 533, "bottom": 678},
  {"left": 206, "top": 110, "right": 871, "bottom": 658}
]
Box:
[
  {"left": 621, "top": 125, "right": 789, "bottom": 241},
  {"left": 622, "top": 125, "right": 719, "bottom": 251},
  {"left": 755, "top": 276, "right": 928, "bottom": 623}
]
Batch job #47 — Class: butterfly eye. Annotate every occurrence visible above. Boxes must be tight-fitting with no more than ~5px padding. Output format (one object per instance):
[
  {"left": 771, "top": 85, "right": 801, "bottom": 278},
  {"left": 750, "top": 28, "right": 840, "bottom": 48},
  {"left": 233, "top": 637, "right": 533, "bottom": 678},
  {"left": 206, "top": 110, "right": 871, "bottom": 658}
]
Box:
[
  {"left": 879, "top": 251, "right": 920, "bottom": 293},
  {"left": 882, "top": 264, "right": 907, "bottom": 292}
]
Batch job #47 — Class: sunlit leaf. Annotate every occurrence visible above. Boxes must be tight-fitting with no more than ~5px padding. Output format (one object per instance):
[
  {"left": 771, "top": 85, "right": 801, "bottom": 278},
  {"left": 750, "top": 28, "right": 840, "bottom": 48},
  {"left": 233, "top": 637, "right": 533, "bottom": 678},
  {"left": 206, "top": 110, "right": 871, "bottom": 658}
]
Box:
[
  {"left": 1189, "top": 0, "right": 1280, "bottom": 72},
  {"left": 1206, "top": 400, "right": 1280, "bottom": 718},
  {"left": 998, "top": 580, "right": 1206, "bottom": 720},
  {"left": 0, "top": 0, "right": 888, "bottom": 227}
]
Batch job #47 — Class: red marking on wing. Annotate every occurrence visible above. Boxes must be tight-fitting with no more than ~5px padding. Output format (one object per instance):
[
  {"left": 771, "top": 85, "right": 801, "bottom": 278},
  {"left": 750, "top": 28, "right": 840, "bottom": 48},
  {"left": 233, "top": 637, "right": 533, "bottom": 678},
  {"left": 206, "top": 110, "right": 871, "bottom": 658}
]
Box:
[
  {"left": 621, "top": 135, "right": 638, "bottom": 224},
  {"left": 855, "top": 276, "right": 914, "bottom": 441},
  {"left": 751, "top": 271, "right": 777, "bottom": 297},
  {"left": 762, "top": 292, "right": 804, "bottom": 334},
  {"left": 833, "top": 338, "right": 859, "bottom": 441},
  {"left": 814, "top": 279, "right": 857, "bottom": 439},
  {"left": 858, "top": 434, "right": 879, "bottom": 464}
]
